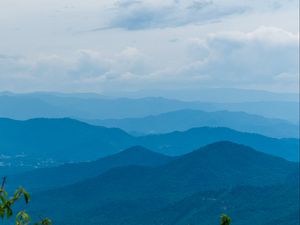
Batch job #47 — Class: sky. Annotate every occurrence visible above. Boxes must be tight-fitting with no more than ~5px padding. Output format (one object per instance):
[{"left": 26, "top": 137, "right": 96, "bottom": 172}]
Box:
[{"left": 0, "top": 0, "right": 299, "bottom": 94}]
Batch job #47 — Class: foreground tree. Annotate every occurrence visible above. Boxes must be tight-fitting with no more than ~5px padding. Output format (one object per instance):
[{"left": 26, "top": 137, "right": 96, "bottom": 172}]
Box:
[
  {"left": 0, "top": 177, "right": 51, "bottom": 225},
  {"left": 220, "top": 214, "right": 231, "bottom": 225}
]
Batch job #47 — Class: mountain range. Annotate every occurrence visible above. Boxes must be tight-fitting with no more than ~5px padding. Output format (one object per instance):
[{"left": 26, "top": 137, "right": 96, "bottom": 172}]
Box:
[
  {"left": 100, "top": 88, "right": 300, "bottom": 102},
  {"left": 0, "top": 118, "right": 298, "bottom": 175},
  {"left": 7, "top": 146, "right": 173, "bottom": 192},
  {"left": 23, "top": 142, "right": 299, "bottom": 225},
  {"left": 0, "top": 92, "right": 299, "bottom": 123},
  {"left": 89, "top": 109, "right": 299, "bottom": 138}
]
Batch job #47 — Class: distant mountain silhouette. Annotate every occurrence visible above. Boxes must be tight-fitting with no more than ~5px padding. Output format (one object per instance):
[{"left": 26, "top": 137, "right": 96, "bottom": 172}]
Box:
[
  {"left": 138, "top": 127, "right": 299, "bottom": 161},
  {"left": 0, "top": 118, "right": 298, "bottom": 174},
  {"left": 27, "top": 142, "right": 299, "bottom": 225},
  {"left": 0, "top": 92, "right": 298, "bottom": 122},
  {"left": 8, "top": 146, "right": 172, "bottom": 192},
  {"left": 89, "top": 109, "right": 299, "bottom": 138},
  {"left": 0, "top": 93, "right": 209, "bottom": 119},
  {"left": 112, "top": 88, "right": 299, "bottom": 102},
  {"left": 0, "top": 118, "right": 135, "bottom": 161}
]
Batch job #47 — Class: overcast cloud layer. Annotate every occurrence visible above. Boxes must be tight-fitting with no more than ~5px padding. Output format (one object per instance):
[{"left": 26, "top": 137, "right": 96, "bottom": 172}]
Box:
[{"left": 0, "top": 0, "right": 299, "bottom": 93}]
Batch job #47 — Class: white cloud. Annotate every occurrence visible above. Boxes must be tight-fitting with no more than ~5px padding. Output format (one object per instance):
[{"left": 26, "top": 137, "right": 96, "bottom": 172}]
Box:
[
  {"left": 180, "top": 27, "right": 299, "bottom": 91},
  {"left": 0, "top": 47, "right": 153, "bottom": 92},
  {"left": 0, "top": 27, "right": 298, "bottom": 93}
]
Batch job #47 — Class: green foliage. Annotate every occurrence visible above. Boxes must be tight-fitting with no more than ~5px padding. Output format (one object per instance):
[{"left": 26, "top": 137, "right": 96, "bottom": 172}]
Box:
[
  {"left": 0, "top": 178, "right": 52, "bottom": 225},
  {"left": 220, "top": 214, "right": 231, "bottom": 225},
  {"left": 0, "top": 186, "right": 29, "bottom": 219},
  {"left": 15, "top": 211, "right": 51, "bottom": 225},
  {"left": 15, "top": 211, "right": 30, "bottom": 225}
]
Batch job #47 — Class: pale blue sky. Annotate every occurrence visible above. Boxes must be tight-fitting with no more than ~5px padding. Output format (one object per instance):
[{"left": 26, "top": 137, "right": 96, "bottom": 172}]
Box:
[{"left": 0, "top": 0, "right": 299, "bottom": 93}]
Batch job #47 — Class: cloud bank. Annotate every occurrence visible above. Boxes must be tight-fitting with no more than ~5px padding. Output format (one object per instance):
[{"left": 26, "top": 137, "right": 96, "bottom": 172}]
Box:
[
  {"left": 0, "top": 27, "right": 298, "bottom": 93},
  {"left": 181, "top": 27, "right": 299, "bottom": 90}
]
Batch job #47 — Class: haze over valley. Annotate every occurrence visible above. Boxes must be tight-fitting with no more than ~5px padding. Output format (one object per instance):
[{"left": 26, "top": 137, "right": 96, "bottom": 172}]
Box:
[{"left": 0, "top": 0, "right": 299, "bottom": 224}]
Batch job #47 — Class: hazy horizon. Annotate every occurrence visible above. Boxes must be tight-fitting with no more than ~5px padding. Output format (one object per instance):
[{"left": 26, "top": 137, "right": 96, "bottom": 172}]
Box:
[{"left": 0, "top": 2, "right": 299, "bottom": 225}]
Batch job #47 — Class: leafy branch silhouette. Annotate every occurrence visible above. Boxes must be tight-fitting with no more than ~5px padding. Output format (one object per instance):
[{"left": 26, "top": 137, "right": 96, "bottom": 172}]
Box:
[{"left": 0, "top": 177, "right": 52, "bottom": 225}]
